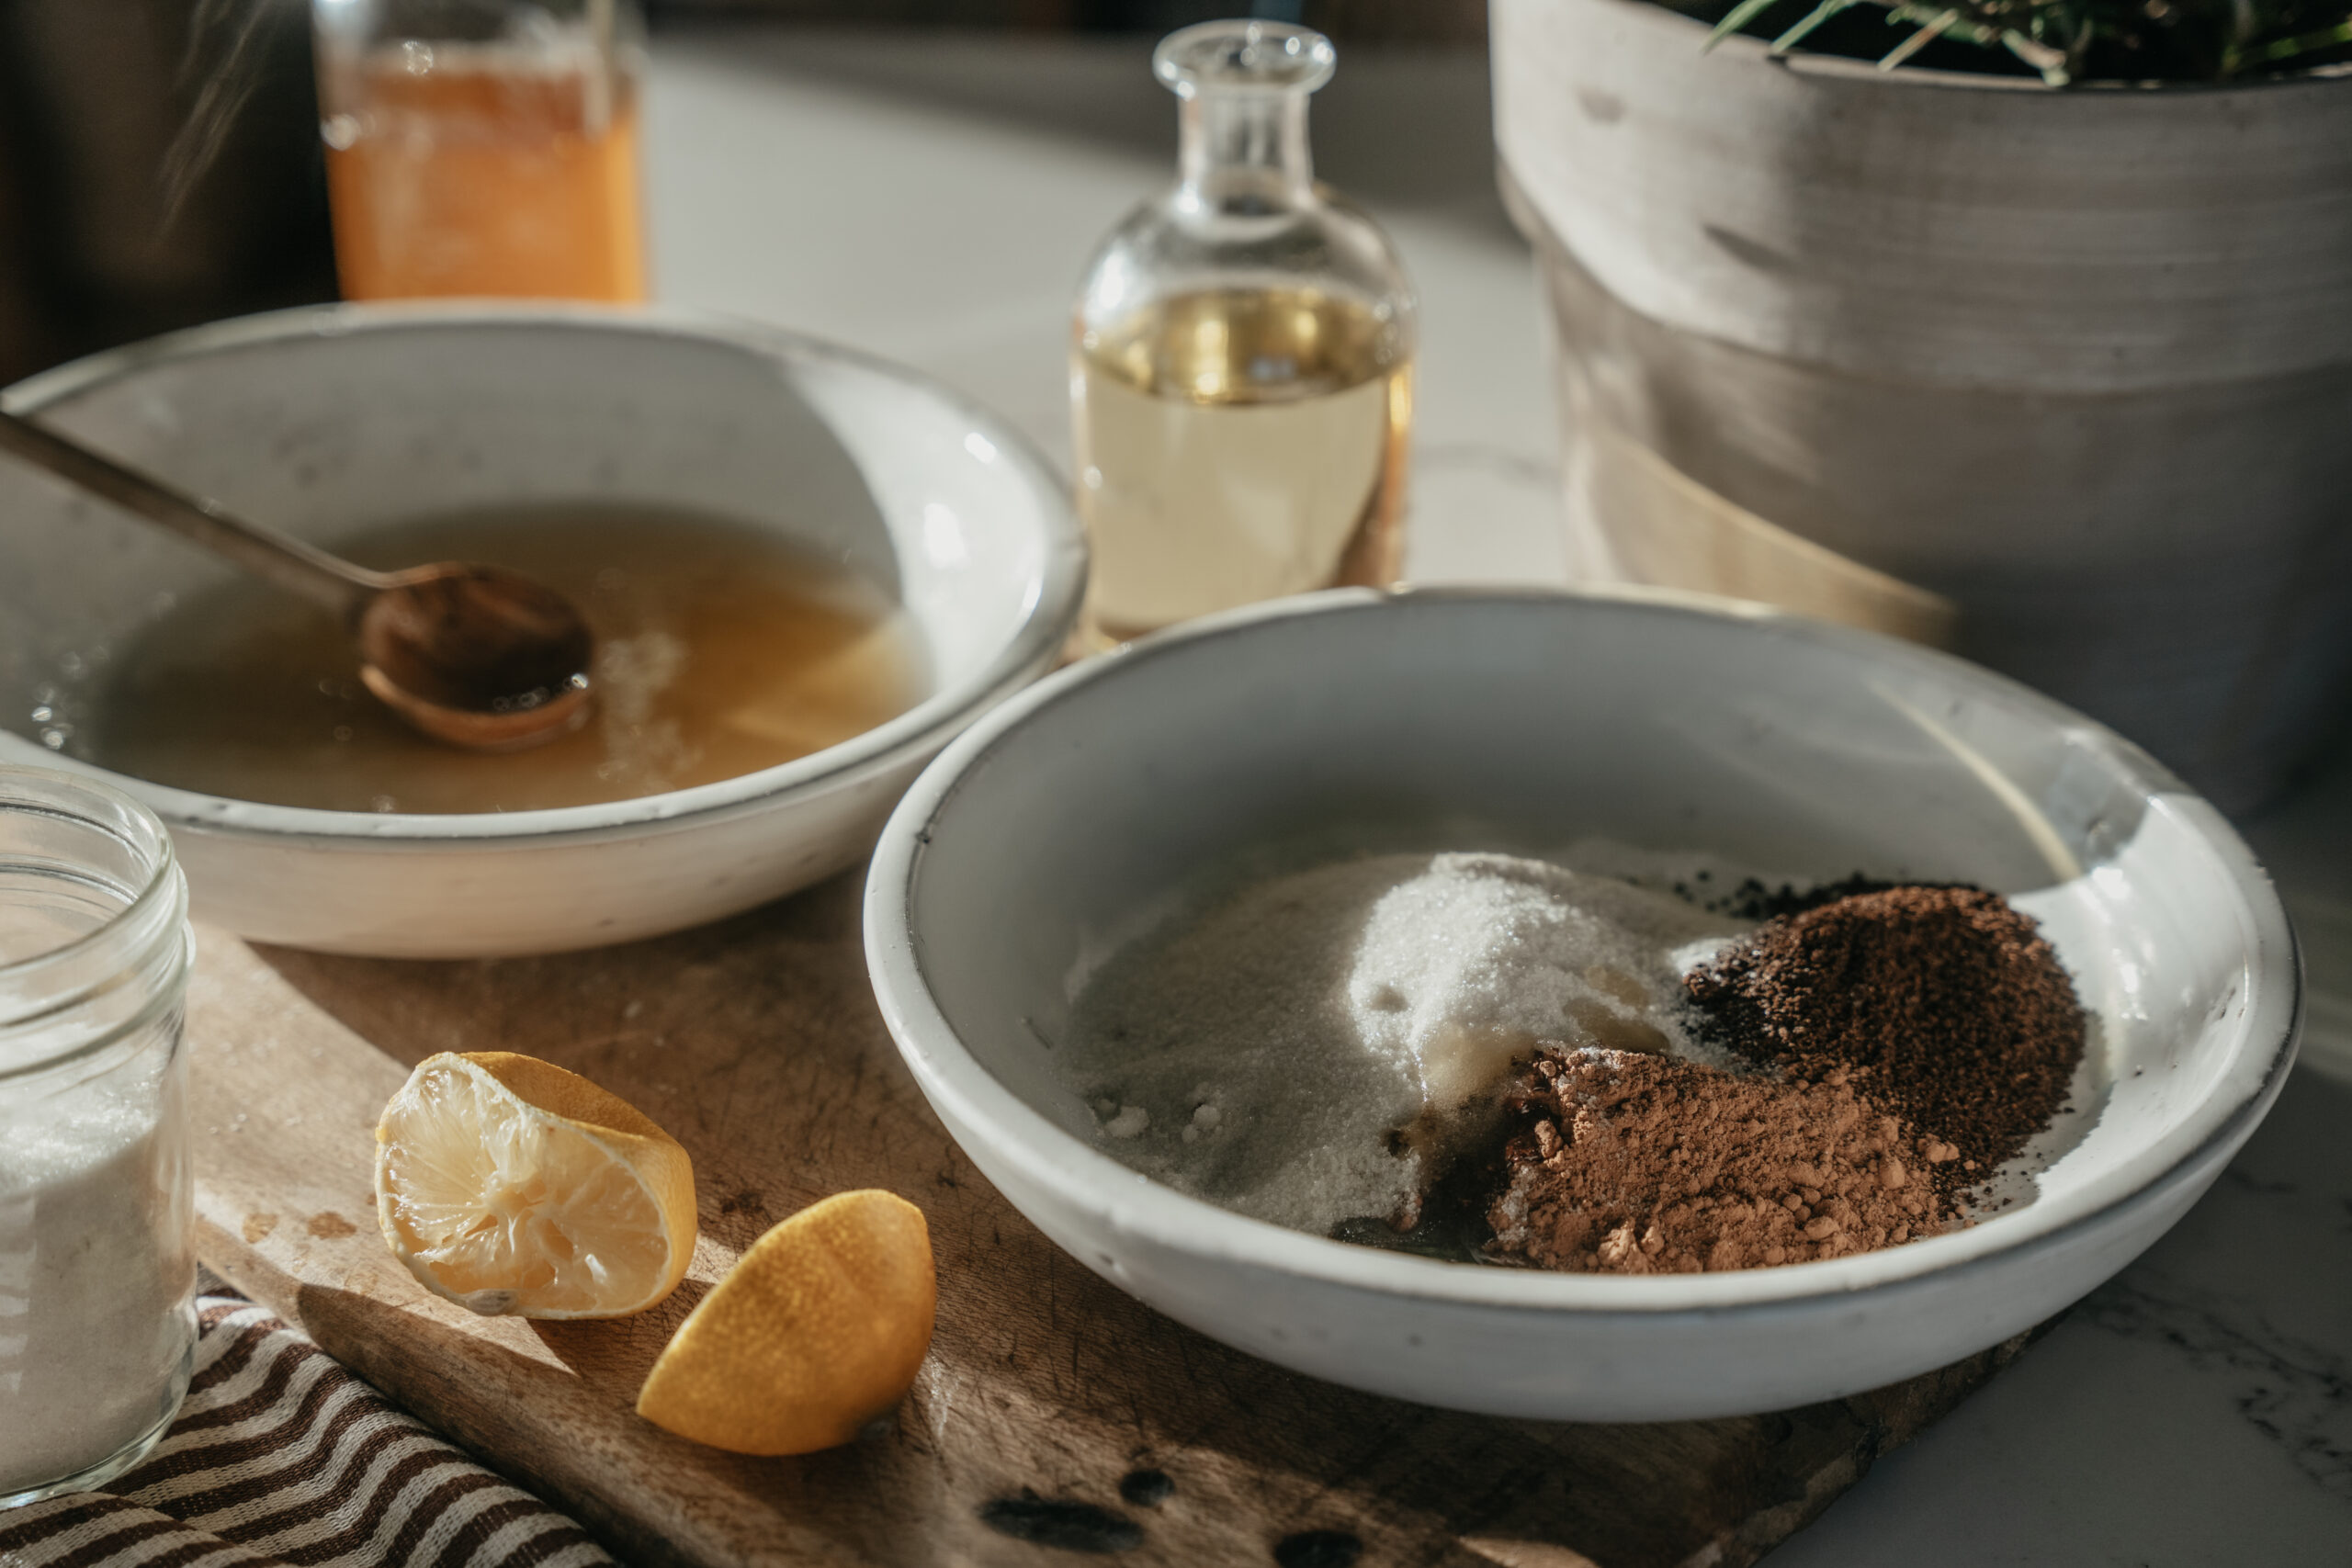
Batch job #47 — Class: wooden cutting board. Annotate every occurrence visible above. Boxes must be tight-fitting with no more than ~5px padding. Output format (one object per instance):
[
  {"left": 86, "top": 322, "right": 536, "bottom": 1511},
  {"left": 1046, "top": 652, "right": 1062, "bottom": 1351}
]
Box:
[{"left": 191, "top": 870, "right": 2043, "bottom": 1568}]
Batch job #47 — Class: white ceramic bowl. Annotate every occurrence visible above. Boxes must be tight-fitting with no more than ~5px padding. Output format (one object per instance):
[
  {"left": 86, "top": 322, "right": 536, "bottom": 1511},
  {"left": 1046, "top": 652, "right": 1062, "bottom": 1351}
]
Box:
[
  {"left": 0, "top": 305, "right": 1085, "bottom": 957},
  {"left": 865, "top": 588, "right": 2300, "bottom": 1421}
]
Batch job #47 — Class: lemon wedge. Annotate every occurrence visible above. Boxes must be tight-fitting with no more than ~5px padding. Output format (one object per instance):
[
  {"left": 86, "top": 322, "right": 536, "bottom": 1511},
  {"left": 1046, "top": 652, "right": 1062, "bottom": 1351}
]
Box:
[
  {"left": 375, "top": 1051, "right": 697, "bottom": 1320},
  {"left": 636, "top": 1190, "right": 934, "bottom": 1455}
]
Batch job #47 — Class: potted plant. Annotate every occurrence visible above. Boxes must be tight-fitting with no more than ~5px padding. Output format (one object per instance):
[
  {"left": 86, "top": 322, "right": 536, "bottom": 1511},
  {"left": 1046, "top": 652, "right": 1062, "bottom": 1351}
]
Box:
[{"left": 1490, "top": 0, "right": 2352, "bottom": 809}]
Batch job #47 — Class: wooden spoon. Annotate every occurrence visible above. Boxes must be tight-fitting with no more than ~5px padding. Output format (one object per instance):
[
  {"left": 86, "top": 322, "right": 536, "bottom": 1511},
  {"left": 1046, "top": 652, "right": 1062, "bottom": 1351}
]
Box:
[{"left": 0, "top": 408, "right": 594, "bottom": 752}]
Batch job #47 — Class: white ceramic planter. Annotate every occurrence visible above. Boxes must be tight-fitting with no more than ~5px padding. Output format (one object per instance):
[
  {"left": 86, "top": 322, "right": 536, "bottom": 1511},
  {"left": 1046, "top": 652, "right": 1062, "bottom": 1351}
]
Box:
[
  {"left": 0, "top": 306, "right": 1086, "bottom": 957},
  {"left": 1491, "top": 0, "right": 2352, "bottom": 810},
  {"left": 866, "top": 589, "right": 2300, "bottom": 1421}
]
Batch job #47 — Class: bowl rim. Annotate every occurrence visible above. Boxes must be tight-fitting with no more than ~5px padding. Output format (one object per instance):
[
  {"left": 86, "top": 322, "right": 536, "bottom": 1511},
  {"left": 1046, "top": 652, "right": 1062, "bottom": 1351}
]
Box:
[
  {"left": 864, "top": 584, "right": 2304, "bottom": 1313},
  {"left": 0, "top": 300, "right": 1090, "bottom": 846}
]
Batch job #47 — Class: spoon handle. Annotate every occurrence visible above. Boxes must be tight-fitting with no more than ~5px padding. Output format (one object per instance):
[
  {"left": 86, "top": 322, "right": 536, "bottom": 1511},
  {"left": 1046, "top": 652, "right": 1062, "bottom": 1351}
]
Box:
[{"left": 0, "top": 408, "right": 389, "bottom": 616}]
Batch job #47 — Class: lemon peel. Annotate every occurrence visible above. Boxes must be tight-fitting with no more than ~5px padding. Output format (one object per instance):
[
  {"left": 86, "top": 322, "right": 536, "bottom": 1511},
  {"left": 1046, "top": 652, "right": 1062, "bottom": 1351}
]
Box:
[
  {"left": 375, "top": 1051, "right": 696, "bottom": 1320},
  {"left": 636, "top": 1189, "right": 935, "bottom": 1455}
]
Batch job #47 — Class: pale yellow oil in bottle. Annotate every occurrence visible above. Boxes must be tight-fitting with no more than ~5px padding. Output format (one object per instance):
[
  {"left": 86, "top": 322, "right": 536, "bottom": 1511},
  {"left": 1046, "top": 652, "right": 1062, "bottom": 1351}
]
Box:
[{"left": 1072, "top": 287, "right": 1411, "bottom": 641}]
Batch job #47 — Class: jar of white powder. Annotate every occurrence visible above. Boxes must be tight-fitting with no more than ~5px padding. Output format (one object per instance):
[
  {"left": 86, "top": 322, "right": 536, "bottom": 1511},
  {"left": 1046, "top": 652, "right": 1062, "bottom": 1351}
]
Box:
[{"left": 0, "top": 764, "right": 194, "bottom": 1506}]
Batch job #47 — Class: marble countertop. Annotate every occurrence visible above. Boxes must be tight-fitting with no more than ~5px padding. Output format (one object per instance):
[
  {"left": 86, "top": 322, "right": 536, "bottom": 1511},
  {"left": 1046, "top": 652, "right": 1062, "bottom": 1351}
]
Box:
[{"left": 639, "top": 25, "right": 2352, "bottom": 1564}]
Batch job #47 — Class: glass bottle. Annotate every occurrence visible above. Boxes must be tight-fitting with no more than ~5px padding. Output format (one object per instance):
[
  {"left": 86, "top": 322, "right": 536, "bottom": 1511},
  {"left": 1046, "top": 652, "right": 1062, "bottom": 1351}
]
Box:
[
  {"left": 1071, "top": 19, "right": 1416, "bottom": 644},
  {"left": 0, "top": 765, "right": 194, "bottom": 1506},
  {"left": 312, "top": 0, "right": 648, "bottom": 302}
]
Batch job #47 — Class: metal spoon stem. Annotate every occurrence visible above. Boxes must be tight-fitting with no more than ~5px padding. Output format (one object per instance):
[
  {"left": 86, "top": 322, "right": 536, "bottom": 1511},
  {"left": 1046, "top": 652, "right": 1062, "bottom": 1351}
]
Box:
[
  {"left": 0, "top": 407, "right": 594, "bottom": 751},
  {"left": 0, "top": 409, "right": 390, "bottom": 615}
]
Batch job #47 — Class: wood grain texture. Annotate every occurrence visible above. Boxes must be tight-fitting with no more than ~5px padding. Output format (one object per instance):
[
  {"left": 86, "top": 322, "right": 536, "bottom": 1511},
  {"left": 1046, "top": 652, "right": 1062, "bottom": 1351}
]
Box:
[{"left": 190, "top": 871, "right": 2045, "bottom": 1568}]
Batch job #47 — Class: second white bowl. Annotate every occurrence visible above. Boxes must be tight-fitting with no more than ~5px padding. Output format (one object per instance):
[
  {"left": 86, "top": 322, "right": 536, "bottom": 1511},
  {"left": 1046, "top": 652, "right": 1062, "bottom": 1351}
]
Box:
[
  {"left": 865, "top": 589, "right": 2298, "bottom": 1420},
  {"left": 0, "top": 306, "right": 1086, "bottom": 956}
]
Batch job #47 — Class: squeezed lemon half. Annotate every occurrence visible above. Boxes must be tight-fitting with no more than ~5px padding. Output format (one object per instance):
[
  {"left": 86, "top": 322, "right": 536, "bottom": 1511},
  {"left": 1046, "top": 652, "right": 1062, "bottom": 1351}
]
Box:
[
  {"left": 636, "top": 1190, "right": 936, "bottom": 1455},
  {"left": 375, "top": 1051, "right": 697, "bottom": 1320}
]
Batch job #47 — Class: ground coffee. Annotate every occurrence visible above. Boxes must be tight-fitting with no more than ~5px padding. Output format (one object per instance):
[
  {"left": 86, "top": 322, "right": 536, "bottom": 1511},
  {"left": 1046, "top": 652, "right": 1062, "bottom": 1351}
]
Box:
[{"left": 1684, "top": 886, "right": 2085, "bottom": 1190}]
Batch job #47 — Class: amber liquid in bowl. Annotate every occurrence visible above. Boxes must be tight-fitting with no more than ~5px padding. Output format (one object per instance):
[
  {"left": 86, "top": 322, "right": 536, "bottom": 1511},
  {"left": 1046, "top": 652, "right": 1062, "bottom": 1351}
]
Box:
[{"left": 85, "top": 506, "right": 923, "bottom": 815}]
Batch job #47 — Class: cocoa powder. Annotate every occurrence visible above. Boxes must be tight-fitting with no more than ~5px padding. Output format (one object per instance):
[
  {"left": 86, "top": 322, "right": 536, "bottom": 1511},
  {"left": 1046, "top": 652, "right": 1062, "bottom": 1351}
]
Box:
[{"left": 1485, "top": 1049, "right": 1949, "bottom": 1273}]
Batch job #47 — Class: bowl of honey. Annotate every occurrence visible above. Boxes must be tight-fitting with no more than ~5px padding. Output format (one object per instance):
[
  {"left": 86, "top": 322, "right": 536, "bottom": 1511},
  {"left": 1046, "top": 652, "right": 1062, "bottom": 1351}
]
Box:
[{"left": 0, "top": 305, "right": 1086, "bottom": 956}]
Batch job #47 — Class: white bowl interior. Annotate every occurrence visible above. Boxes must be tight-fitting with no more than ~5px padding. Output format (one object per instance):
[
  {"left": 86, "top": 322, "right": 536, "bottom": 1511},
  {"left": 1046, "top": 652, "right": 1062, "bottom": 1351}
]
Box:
[
  {"left": 0, "top": 307, "right": 1067, "bottom": 830},
  {"left": 893, "top": 591, "right": 2293, "bottom": 1306}
]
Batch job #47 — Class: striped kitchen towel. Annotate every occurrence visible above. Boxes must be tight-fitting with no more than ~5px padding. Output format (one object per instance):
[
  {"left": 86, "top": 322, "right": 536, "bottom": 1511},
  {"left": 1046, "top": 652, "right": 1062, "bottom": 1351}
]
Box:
[{"left": 0, "top": 1298, "right": 612, "bottom": 1568}]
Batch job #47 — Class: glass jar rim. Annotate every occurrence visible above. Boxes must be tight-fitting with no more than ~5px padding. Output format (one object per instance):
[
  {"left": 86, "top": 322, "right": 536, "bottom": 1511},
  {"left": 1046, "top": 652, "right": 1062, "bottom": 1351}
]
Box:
[
  {"left": 1154, "top": 20, "right": 1336, "bottom": 99},
  {"left": 0, "top": 763, "right": 187, "bottom": 1066}
]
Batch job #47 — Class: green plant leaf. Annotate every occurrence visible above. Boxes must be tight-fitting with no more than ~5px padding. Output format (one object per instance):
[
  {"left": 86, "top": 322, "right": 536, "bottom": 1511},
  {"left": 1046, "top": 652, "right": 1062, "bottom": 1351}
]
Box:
[
  {"left": 1690, "top": 0, "right": 2352, "bottom": 83},
  {"left": 1877, "top": 6, "right": 1962, "bottom": 66},
  {"left": 2242, "top": 16, "right": 2352, "bottom": 62},
  {"left": 2000, "top": 26, "right": 2072, "bottom": 82},
  {"left": 1772, "top": 0, "right": 1861, "bottom": 51},
  {"left": 1705, "top": 0, "right": 1792, "bottom": 50}
]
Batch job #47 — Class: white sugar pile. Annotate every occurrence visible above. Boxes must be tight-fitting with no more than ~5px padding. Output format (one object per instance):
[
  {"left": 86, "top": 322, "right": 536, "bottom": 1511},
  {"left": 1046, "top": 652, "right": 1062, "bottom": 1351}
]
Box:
[
  {"left": 1349, "top": 853, "right": 1747, "bottom": 1108},
  {"left": 1061, "top": 851, "right": 1749, "bottom": 1235}
]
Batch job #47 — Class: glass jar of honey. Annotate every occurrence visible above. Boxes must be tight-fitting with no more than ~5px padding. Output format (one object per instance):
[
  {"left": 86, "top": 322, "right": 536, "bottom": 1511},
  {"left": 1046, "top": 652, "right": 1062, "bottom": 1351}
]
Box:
[{"left": 313, "top": 0, "right": 648, "bottom": 302}]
